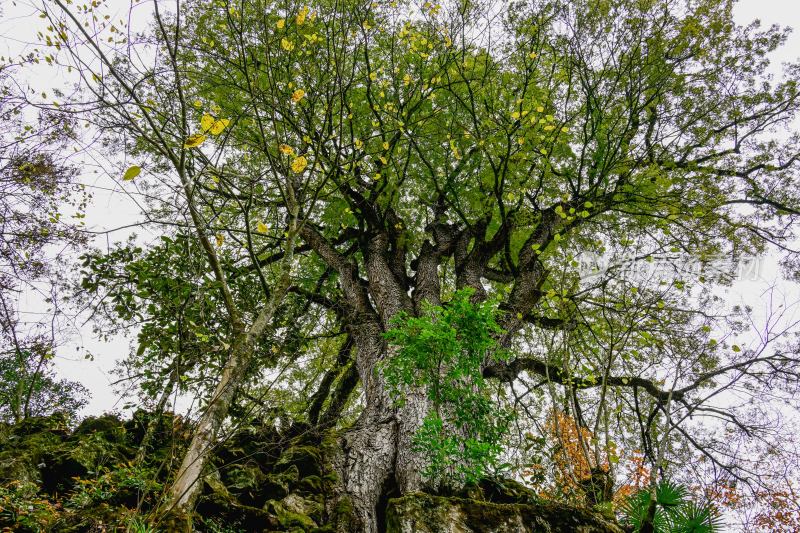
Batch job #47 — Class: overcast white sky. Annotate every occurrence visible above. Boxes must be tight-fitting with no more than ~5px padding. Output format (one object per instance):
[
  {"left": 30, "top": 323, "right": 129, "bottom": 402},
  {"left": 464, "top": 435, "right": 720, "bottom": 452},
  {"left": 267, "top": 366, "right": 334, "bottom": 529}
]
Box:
[{"left": 2, "top": 0, "right": 800, "bottom": 417}]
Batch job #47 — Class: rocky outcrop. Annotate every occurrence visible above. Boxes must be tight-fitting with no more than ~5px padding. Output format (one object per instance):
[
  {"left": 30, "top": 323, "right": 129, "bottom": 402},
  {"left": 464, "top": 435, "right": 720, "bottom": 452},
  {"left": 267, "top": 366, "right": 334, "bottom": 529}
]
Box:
[
  {"left": 387, "top": 493, "right": 625, "bottom": 533},
  {"left": 0, "top": 413, "right": 625, "bottom": 532}
]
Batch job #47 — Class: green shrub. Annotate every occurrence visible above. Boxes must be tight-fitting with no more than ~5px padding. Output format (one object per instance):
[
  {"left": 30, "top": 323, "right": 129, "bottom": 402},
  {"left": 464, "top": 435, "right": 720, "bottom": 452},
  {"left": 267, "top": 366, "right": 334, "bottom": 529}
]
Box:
[
  {"left": 0, "top": 481, "right": 59, "bottom": 532},
  {"left": 67, "top": 465, "right": 162, "bottom": 510},
  {"left": 383, "top": 289, "right": 514, "bottom": 485}
]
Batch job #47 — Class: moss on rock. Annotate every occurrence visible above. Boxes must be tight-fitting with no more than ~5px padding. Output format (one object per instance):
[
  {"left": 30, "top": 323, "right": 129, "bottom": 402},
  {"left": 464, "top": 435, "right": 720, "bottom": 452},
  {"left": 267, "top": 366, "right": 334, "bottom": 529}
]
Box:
[
  {"left": 0, "top": 413, "right": 628, "bottom": 533},
  {"left": 274, "top": 444, "right": 324, "bottom": 478},
  {"left": 386, "top": 493, "right": 625, "bottom": 533}
]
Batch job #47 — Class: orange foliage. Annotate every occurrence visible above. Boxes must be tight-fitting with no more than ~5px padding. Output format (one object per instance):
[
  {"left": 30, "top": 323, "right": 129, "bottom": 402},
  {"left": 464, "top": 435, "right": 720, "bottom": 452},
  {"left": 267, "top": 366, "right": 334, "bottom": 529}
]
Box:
[
  {"left": 523, "top": 410, "right": 660, "bottom": 507},
  {"left": 704, "top": 480, "right": 741, "bottom": 510},
  {"left": 614, "top": 451, "right": 650, "bottom": 503},
  {"left": 751, "top": 484, "right": 800, "bottom": 532},
  {"left": 547, "top": 409, "right": 597, "bottom": 489},
  {"left": 524, "top": 409, "right": 798, "bottom": 530},
  {"left": 528, "top": 410, "right": 622, "bottom": 504},
  {"left": 702, "top": 477, "right": 800, "bottom": 531}
]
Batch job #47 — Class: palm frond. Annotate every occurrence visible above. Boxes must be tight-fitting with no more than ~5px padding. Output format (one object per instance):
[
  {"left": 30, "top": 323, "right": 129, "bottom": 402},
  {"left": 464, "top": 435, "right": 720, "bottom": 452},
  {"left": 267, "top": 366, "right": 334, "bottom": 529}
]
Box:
[
  {"left": 619, "top": 490, "right": 652, "bottom": 530},
  {"left": 619, "top": 481, "right": 721, "bottom": 533},
  {"left": 656, "top": 480, "right": 688, "bottom": 508},
  {"left": 672, "top": 500, "right": 724, "bottom": 533}
]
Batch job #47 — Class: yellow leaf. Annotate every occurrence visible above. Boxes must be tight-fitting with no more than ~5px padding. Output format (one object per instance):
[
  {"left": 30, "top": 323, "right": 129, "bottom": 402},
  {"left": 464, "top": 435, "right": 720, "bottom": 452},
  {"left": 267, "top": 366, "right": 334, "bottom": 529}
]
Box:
[
  {"left": 281, "top": 38, "right": 294, "bottom": 51},
  {"left": 354, "top": 138, "right": 363, "bottom": 149},
  {"left": 528, "top": 51, "right": 537, "bottom": 59},
  {"left": 215, "top": 233, "right": 224, "bottom": 247},
  {"left": 200, "top": 113, "right": 215, "bottom": 132},
  {"left": 193, "top": 100, "right": 203, "bottom": 108},
  {"left": 296, "top": 6, "right": 309, "bottom": 25},
  {"left": 536, "top": 106, "right": 544, "bottom": 113},
  {"left": 291, "top": 155, "right": 308, "bottom": 173},
  {"left": 279, "top": 144, "right": 295, "bottom": 155},
  {"left": 184, "top": 134, "right": 206, "bottom": 148},
  {"left": 209, "top": 118, "right": 230, "bottom": 135},
  {"left": 511, "top": 111, "right": 520, "bottom": 119},
  {"left": 291, "top": 89, "right": 305, "bottom": 103},
  {"left": 277, "top": 18, "right": 285, "bottom": 29},
  {"left": 257, "top": 221, "right": 269, "bottom": 234},
  {"left": 122, "top": 165, "right": 141, "bottom": 181},
  {"left": 383, "top": 141, "right": 389, "bottom": 150},
  {"left": 450, "top": 140, "right": 460, "bottom": 160}
]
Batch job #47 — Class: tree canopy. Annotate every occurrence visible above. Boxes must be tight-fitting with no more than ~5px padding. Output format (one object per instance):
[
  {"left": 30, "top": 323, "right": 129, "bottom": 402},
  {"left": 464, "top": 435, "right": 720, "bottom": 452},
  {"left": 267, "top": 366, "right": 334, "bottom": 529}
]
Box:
[{"left": 2, "top": 0, "right": 800, "bottom": 530}]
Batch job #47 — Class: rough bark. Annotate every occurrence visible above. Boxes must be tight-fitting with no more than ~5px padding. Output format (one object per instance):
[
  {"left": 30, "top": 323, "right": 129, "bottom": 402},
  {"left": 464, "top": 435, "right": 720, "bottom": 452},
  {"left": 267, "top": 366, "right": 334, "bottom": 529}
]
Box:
[
  {"left": 331, "top": 420, "right": 399, "bottom": 533},
  {"left": 364, "top": 233, "right": 431, "bottom": 496},
  {"left": 300, "top": 205, "right": 563, "bottom": 529},
  {"left": 304, "top": 219, "right": 497, "bottom": 530}
]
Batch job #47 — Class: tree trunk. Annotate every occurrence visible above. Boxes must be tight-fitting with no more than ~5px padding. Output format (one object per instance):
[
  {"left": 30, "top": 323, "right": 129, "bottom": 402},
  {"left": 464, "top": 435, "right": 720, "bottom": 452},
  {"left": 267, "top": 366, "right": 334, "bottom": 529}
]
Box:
[
  {"left": 328, "top": 365, "right": 436, "bottom": 532},
  {"left": 394, "top": 388, "right": 431, "bottom": 493},
  {"left": 327, "top": 319, "right": 436, "bottom": 530},
  {"left": 333, "top": 418, "right": 398, "bottom": 533},
  {"left": 332, "top": 319, "right": 398, "bottom": 532},
  {"left": 162, "top": 335, "right": 253, "bottom": 517},
  {"left": 302, "top": 227, "right": 460, "bottom": 531},
  {"left": 160, "top": 275, "right": 297, "bottom": 522}
]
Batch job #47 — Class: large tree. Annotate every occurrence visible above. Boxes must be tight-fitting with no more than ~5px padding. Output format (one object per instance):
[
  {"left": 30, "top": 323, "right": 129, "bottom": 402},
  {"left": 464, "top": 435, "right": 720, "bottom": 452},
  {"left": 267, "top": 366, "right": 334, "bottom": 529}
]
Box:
[{"left": 46, "top": 0, "right": 800, "bottom": 530}]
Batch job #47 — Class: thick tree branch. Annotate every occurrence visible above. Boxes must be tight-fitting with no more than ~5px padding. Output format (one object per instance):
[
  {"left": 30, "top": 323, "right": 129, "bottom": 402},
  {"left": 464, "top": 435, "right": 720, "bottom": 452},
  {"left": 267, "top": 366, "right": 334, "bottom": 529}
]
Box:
[{"left": 483, "top": 355, "right": 680, "bottom": 402}]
